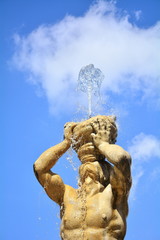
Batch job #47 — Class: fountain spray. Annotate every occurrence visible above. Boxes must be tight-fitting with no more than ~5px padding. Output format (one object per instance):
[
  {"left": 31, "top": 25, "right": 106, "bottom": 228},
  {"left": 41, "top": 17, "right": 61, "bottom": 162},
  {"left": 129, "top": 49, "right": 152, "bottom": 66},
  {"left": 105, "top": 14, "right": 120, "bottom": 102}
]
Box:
[{"left": 78, "top": 64, "right": 104, "bottom": 118}]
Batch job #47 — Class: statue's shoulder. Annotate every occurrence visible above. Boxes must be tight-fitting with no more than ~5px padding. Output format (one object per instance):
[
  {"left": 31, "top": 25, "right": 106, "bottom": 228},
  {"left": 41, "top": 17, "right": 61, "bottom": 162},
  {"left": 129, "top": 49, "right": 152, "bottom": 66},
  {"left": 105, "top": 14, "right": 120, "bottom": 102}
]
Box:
[{"left": 64, "top": 185, "right": 77, "bottom": 198}]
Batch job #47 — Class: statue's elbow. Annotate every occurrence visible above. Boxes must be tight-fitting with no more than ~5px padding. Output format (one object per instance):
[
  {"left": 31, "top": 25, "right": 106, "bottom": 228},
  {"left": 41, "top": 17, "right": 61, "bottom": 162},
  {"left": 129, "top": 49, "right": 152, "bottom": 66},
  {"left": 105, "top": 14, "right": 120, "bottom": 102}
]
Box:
[
  {"left": 119, "top": 151, "right": 132, "bottom": 165},
  {"left": 124, "top": 151, "right": 132, "bottom": 164},
  {"left": 33, "top": 163, "right": 38, "bottom": 177},
  {"left": 33, "top": 162, "right": 41, "bottom": 179}
]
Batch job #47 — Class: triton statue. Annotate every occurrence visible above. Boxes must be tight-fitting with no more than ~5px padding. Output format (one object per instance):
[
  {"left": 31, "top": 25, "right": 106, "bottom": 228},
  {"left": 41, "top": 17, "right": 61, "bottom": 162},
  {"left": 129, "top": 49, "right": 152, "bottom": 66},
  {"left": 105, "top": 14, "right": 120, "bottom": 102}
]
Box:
[{"left": 34, "top": 115, "right": 132, "bottom": 240}]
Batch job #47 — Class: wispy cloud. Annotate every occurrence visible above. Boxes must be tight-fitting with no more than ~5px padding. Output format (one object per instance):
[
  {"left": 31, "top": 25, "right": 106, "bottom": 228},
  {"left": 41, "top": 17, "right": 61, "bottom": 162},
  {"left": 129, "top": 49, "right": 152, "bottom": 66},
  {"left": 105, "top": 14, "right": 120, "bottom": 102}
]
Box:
[
  {"left": 128, "top": 133, "right": 160, "bottom": 162},
  {"left": 11, "top": 0, "right": 160, "bottom": 114},
  {"left": 128, "top": 133, "right": 160, "bottom": 200},
  {"left": 134, "top": 10, "right": 142, "bottom": 21},
  {"left": 130, "top": 168, "right": 144, "bottom": 200}
]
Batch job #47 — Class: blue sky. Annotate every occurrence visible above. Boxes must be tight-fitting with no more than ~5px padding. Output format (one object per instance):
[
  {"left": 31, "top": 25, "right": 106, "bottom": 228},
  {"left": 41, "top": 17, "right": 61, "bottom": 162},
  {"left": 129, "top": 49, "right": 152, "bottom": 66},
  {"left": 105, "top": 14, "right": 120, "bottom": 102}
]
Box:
[{"left": 1, "top": 0, "right": 160, "bottom": 239}]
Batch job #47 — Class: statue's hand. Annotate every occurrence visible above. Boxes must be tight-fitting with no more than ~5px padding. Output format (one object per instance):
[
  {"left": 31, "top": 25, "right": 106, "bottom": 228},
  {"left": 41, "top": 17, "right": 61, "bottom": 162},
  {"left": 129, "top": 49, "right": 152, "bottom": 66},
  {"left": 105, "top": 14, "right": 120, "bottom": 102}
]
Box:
[
  {"left": 91, "top": 119, "right": 111, "bottom": 148},
  {"left": 64, "top": 122, "right": 77, "bottom": 145}
]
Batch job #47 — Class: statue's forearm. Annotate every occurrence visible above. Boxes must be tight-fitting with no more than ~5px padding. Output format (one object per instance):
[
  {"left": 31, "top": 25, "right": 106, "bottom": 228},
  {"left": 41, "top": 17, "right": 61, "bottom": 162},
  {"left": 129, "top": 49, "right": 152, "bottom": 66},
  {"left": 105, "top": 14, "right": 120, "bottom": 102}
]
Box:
[
  {"left": 98, "top": 142, "right": 131, "bottom": 166},
  {"left": 34, "top": 139, "right": 70, "bottom": 173}
]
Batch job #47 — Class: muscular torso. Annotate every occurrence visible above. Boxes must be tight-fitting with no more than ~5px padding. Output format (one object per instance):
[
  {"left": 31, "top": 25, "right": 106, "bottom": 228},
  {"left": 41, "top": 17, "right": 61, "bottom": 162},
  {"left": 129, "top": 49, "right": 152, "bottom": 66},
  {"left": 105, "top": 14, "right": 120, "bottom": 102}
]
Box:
[{"left": 60, "top": 184, "right": 126, "bottom": 240}]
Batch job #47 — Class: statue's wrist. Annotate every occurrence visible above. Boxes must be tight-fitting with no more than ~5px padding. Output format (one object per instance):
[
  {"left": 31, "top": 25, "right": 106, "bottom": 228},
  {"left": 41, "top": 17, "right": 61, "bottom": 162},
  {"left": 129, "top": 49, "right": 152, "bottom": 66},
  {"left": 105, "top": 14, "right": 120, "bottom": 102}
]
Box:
[
  {"left": 98, "top": 140, "right": 109, "bottom": 146},
  {"left": 63, "top": 138, "right": 71, "bottom": 148},
  {"left": 98, "top": 141, "right": 109, "bottom": 149}
]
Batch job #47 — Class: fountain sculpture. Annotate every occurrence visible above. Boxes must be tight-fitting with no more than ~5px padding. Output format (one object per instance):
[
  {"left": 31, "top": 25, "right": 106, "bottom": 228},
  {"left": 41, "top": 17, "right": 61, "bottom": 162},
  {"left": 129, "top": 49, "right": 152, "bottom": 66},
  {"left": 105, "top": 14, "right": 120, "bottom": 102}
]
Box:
[{"left": 33, "top": 65, "right": 132, "bottom": 240}]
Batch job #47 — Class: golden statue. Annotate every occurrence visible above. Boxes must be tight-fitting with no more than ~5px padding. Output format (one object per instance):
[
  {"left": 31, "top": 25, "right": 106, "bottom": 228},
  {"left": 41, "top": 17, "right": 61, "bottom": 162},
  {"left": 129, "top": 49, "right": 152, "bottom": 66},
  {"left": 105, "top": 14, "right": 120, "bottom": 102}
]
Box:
[{"left": 34, "top": 115, "right": 132, "bottom": 240}]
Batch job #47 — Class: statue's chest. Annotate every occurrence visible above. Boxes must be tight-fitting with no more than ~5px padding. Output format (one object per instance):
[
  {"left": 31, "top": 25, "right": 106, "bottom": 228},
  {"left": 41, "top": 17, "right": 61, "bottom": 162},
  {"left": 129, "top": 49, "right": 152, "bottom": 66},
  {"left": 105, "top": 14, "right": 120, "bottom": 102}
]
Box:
[
  {"left": 61, "top": 197, "right": 87, "bottom": 230},
  {"left": 62, "top": 186, "right": 113, "bottom": 230},
  {"left": 85, "top": 187, "right": 113, "bottom": 228}
]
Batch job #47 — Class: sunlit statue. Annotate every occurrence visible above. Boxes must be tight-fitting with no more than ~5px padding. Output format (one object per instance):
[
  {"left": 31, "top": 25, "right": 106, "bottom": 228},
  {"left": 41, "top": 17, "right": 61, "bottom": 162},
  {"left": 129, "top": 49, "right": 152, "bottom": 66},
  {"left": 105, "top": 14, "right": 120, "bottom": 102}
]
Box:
[{"left": 34, "top": 115, "right": 132, "bottom": 240}]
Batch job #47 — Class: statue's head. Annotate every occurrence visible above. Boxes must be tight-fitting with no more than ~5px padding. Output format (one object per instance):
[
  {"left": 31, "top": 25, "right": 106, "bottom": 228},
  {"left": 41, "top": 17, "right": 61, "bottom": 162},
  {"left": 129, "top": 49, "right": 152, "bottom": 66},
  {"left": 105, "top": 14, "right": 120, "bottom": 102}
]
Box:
[{"left": 71, "top": 115, "right": 117, "bottom": 163}]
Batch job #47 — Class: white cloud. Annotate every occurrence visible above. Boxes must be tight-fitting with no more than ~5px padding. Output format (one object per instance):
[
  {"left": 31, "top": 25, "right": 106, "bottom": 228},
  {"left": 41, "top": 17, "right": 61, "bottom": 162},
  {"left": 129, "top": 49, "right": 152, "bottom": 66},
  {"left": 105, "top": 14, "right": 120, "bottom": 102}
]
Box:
[
  {"left": 12, "top": 0, "right": 160, "bottom": 114},
  {"left": 128, "top": 133, "right": 160, "bottom": 200},
  {"left": 128, "top": 133, "right": 160, "bottom": 162}
]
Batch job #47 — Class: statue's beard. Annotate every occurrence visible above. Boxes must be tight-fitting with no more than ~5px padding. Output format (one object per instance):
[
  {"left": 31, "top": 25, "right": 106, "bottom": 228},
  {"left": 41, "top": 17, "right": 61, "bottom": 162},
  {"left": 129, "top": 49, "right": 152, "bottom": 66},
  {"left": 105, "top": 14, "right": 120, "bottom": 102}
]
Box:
[
  {"left": 80, "top": 166, "right": 99, "bottom": 183},
  {"left": 79, "top": 162, "right": 110, "bottom": 187}
]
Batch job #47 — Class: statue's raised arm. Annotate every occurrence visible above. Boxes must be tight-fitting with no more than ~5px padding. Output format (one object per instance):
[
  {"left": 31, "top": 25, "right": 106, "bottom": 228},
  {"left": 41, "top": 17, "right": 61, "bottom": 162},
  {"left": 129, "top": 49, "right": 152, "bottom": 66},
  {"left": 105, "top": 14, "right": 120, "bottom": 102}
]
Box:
[
  {"left": 33, "top": 122, "right": 77, "bottom": 205},
  {"left": 91, "top": 117, "right": 132, "bottom": 212}
]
